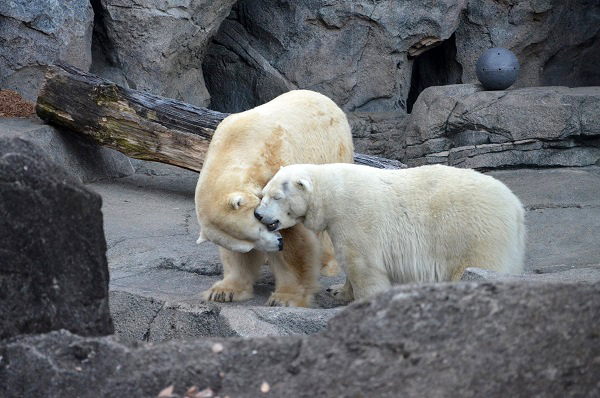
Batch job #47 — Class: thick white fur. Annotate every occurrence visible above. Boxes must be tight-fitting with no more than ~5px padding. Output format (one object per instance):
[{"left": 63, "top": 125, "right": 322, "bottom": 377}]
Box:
[
  {"left": 256, "top": 163, "right": 526, "bottom": 301},
  {"left": 195, "top": 90, "right": 353, "bottom": 306}
]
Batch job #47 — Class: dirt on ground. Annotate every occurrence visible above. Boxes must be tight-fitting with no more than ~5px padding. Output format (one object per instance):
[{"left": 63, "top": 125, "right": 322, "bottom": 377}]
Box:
[{"left": 0, "top": 90, "right": 36, "bottom": 117}]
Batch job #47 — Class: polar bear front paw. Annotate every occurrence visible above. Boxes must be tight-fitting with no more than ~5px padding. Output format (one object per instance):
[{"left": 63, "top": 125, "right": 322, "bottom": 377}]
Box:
[
  {"left": 326, "top": 283, "right": 353, "bottom": 301},
  {"left": 267, "top": 292, "right": 310, "bottom": 308},
  {"left": 202, "top": 286, "right": 253, "bottom": 303}
]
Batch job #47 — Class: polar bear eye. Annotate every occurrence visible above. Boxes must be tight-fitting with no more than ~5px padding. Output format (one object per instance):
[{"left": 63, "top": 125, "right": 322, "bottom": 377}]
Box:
[{"left": 273, "top": 192, "right": 284, "bottom": 201}]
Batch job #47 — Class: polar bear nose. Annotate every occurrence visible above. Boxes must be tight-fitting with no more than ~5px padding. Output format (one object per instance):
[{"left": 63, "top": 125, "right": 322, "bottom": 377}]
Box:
[
  {"left": 254, "top": 210, "right": 263, "bottom": 221},
  {"left": 278, "top": 237, "right": 283, "bottom": 251}
]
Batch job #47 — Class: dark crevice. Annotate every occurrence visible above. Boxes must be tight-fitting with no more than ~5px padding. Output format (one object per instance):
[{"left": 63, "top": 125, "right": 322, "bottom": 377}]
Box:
[
  {"left": 90, "top": 0, "right": 116, "bottom": 68},
  {"left": 406, "top": 33, "right": 462, "bottom": 114}
]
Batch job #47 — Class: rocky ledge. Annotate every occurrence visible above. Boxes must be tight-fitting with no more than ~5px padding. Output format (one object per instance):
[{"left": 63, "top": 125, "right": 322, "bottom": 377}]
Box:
[
  {"left": 1, "top": 281, "right": 599, "bottom": 397},
  {"left": 403, "top": 85, "right": 600, "bottom": 168}
]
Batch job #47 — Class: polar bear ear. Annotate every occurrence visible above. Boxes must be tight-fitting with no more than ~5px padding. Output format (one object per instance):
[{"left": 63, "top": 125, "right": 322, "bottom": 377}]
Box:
[
  {"left": 296, "top": 178, "right": 312, "bottom": 192},
  {"left": 229, "top": 193, "right": 245, "bottom": 210}
]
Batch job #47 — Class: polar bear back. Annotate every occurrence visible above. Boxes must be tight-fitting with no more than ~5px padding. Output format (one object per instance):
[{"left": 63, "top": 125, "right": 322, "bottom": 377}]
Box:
[
  {"left": 201, "top": 90, "right": 353, "bottom": 177},
  {"left": 313, "top": 164, "right": 525, "bottom": 283}
]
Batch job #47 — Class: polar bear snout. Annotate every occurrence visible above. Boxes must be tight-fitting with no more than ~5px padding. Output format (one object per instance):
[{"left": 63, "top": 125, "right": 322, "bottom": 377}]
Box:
[
  {"left": 254, "top": 209, "right": 279, "bottom": 231},
  {"left": 255, "top": 208, "right": 281, "bottom": 232}
]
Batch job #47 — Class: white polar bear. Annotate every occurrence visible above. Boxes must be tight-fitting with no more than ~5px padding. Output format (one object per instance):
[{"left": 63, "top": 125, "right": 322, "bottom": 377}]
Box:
[
  {"left": 255, "top": 163, "right": 526, "bottom": 301},
  {"left": 195, "top": 90, "right": 353, "bottom": 307}
]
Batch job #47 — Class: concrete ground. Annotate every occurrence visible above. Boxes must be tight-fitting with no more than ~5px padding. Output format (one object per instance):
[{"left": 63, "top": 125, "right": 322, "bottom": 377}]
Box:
[{"left": 89, "top": 160, "right": 600, "bottom": 339}]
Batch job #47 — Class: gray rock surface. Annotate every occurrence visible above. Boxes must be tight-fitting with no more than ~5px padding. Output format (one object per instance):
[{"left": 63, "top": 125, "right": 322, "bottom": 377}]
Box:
[
  {"left": 488, "top": 167, "right": 600, "bottom": 272},
  {"left": 462, "top": 265, "right": 600, "bottom": 283},
  {"left": 403, "top": 84, "right": 600, "bottom": 168},
  {"left": 348, "top": 111, "right": 408, "bottom": 160},
  {"left": 203, "top": 0, "right": 467, "bottom": 113},
  {"left": 0, "top": 137, "right": 113, "bottom": 340},
  {"left": 203, "top": 1, "right": 600, "bottom": 113},
  {"left": 0, "top": 117, "right": 134, "bottom": 183},
  {"left": 0, "top": 0, "right": 93, "bottom": 100},
  {"left": 456, "top": 0, "right": 600, "bottom": 89},
  {"left": 91, "top": 0, "right": 237, "bottom": 106},
  {"left": 1, "top": 281, "right": 599, "bottom": 397},
  {"left": 109, "top": 291, "right": 237, "bottom": 341}
]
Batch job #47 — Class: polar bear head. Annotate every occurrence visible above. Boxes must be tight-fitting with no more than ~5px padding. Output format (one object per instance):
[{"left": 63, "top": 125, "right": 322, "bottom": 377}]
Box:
[
  {"left": 255, "top": 165, "right": 314, "bottom": 232},
  {"left": 196, "top": 186, "right": 284, "bottom": 253}
]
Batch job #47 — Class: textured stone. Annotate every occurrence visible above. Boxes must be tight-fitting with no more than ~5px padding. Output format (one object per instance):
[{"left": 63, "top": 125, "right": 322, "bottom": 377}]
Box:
[
  {"left": 0, "top": 117, "right": 134, "bottom": 183},
  {"left": 91, "top": 0, "right": 237, "bottom": 106},
  {"left": 109, "top": 291, "right": 236, "bottom": 341},
  {"left": 0, "top": 138, "right": 113, "bottom": 340},
  {"left": 203, "top": 0, "right": 467, "bottom": 113},
  {"left": 1, "top": 282, "right": 599, "bottom": 397},
  {"left": 456, "top": 0, "right": 600, "bottom": 89},
  {"left": 348, "top": 112, "right": 408, "bottom": 160},
  {"left": 0, "top": 0, "right": 93, "bottom": 100},
  {"left": 462, "top": 265, "right": 600, "bottom": 283},
  {"left": 403, "top": 84, "right": 600, "bottom": 168},
  {"left": 110, "top": 289, "right": 341, "bottom": 340},
  {"left": 203, "top": 1, "right": 600, "bottom": 114},
  {"left": 487, "top": 167, "right": 600, "bottom": 271}
]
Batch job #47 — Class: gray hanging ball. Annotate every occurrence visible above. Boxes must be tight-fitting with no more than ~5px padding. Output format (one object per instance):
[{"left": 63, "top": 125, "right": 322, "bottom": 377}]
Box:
[{"left": 476, "top": 48, "right": 520, "bottom": 90}]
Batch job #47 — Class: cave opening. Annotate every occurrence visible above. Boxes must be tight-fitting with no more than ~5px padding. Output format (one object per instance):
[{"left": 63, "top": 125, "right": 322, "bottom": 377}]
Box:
[{"left": 406, "top": 33, "right": 463, "bottom": 114}]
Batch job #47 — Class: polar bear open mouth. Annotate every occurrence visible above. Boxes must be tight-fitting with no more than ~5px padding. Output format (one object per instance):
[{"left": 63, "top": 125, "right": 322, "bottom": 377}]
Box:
[{"left": 266, "top": 221, "right": 280, "bottom": 232}]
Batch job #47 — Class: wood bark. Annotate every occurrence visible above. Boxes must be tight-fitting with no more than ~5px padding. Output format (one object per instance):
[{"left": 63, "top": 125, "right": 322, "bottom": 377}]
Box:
[{"left": 36, "top": 63, "right": 402, "bottom": 171}]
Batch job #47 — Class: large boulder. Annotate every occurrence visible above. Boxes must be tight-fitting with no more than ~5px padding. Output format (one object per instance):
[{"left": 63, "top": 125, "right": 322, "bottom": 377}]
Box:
[
  {"left": 0, "top": 137, "right": 113, "bottom": 340},
  {"left": 90, "top": 0, "right": 237, "bottom": 106},
  {"left": 1, "top": 281, "right": 598, "bottom": 397},
  {"left": 0, "top": 0, "right": 94, "bottom": 101},
  {"left": 0, "top": 117, "right": 134, "bottom": 183},
  {"left": 456, "top": 0, "right": 600, "bottom": 88},
  {"left": 203, "top": 0, "right": 467, "bottom": 113},
  {"left": 403, "top": 84, "right": 600, "bottom": 168}
]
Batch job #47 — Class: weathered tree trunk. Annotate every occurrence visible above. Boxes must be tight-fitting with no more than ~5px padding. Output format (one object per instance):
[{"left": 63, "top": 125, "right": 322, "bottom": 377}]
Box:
[
  {"left": 36, "top": 63, "right": 226, "bottom": 171},
  {"left": 36, "top": 63, "right": 402, "bottom": 171}
]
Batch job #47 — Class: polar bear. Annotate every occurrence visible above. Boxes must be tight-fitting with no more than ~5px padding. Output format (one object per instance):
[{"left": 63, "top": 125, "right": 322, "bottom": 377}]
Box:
[
  {"left": 195, "top": 90, "right": 354, "bottom": 307},
  {"left": 255, "top": 163, "right": 525, "bottom": 301}
]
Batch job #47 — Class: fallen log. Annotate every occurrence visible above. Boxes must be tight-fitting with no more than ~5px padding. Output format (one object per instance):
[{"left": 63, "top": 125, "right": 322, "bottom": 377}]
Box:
[{"left": 36, "top": 63, "right": 402, "bottom": 171}]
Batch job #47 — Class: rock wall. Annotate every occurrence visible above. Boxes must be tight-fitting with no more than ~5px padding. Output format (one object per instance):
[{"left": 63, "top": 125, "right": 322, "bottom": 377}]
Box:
[
  {"left": 90, "top": 0, "right": 237, "bottom": 107},
  {"left": 456, "top": 0, "right": 600, "bottom": 89},
  {"left": 203, "top": 0, "right": 600, "bottom": 113},
  {"left": 1, "top": 0, "right": 599, "bottom": 168},
  {"left": 0, "top": 0, "right": 94, "bottom": 101},
  {"left": 203, "top": 0, "right": 467, "bottom": 113},
  {"left": 1, "top": 0, "right": 598, "bottom": 116}
]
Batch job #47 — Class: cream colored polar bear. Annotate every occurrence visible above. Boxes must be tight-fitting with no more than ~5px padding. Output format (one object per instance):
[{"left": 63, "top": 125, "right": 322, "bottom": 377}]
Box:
[
  {"left": 255, "top": 163, "right": 525, "bottom": 301},
  {"left": 195, "top": 90, "right": 353, "bottom": 307}
]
